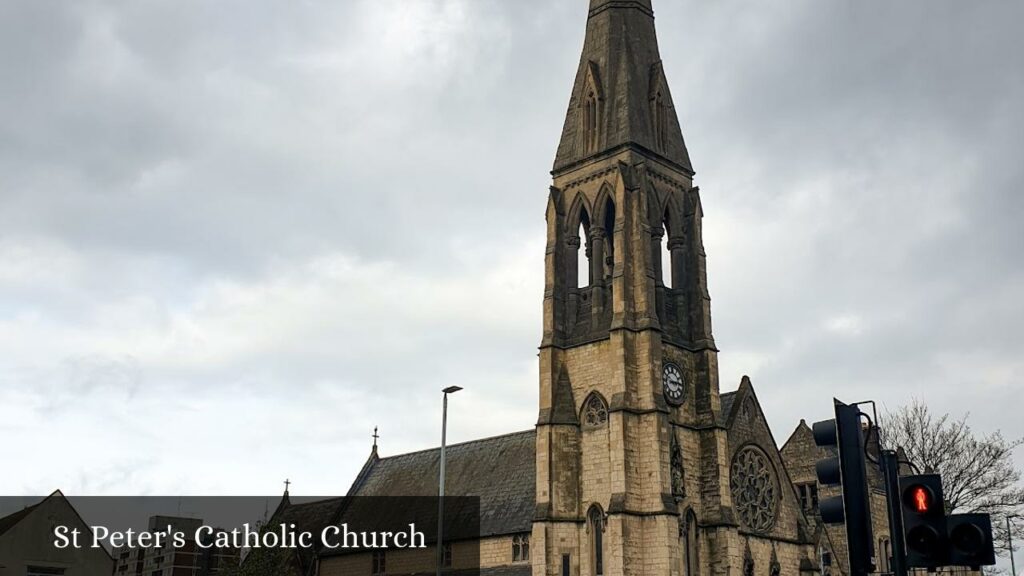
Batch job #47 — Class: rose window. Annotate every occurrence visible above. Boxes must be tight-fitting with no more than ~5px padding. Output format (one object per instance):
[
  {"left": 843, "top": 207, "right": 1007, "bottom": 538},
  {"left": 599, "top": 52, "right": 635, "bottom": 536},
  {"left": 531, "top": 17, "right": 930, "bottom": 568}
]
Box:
[{"left": 730, "top": 445, "right": 779, "bottom": 532}]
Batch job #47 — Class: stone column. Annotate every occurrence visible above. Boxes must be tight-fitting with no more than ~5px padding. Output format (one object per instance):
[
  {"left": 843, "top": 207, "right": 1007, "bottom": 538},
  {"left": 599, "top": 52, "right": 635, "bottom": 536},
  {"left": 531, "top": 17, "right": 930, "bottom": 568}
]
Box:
[
  {"left": 589, "top": 226, "right": 606, "bottom": 326},
  {"left": 651, "top": 226, "right": 666, "bottom": 325},
  {"left": 667, "top": 234, "right": 688, "bottom": 336},
  {"left": 590, "top": 226, "right": 605, "bottom": 287},
  {"left": 566, "top": 235, "right": 581, "bottom": 331}
]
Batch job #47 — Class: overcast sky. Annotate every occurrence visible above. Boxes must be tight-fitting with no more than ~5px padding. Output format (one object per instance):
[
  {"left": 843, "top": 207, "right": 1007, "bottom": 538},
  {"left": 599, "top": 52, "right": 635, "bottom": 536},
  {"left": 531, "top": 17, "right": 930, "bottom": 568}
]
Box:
[{"left": 1, "top": 0, "right": 1022, "bottom": 500}]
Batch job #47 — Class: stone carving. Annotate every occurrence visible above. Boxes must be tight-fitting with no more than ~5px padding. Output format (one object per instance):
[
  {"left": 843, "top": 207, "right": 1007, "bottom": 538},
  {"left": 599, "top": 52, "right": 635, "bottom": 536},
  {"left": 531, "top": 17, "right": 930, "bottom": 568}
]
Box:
[
  {"left": 670, "top": 432, "right": 685, "bottom": 498},
  {"left": 730, "top": 445, "right": 779, "bottom": 532},
  {"left": 583, "top": 394, "right": 608, "bottom": 428}
]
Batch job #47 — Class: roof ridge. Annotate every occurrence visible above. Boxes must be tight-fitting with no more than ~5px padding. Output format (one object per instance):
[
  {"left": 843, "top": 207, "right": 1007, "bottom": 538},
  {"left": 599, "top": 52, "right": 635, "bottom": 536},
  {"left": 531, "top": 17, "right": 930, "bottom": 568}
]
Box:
[
  {"left": 286, "top": 497, "right": 346, "bottom": 508},
  {"left": 376, "top": 429, "right": 535, "bottom": 462}
]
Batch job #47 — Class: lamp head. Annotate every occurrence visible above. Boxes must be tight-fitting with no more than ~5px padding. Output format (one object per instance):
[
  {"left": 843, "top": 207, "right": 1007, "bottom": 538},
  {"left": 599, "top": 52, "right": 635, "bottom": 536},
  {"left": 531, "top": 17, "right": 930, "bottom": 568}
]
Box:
[{"left": 442, "top": 386, "right": 463, "bottom": 394}]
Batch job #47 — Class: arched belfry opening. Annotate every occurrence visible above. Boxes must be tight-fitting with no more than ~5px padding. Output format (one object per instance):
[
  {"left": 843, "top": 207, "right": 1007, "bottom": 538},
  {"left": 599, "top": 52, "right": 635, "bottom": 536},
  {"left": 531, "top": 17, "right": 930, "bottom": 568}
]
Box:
[
  {"left": 660, "top": 208, "right": 673, "bottom": 289},
  {"left": 562, "top": 193, "right": 613, "bottom": 342},
  {"left": 574, "top": 207, "right": 592, "bottom": 289}
]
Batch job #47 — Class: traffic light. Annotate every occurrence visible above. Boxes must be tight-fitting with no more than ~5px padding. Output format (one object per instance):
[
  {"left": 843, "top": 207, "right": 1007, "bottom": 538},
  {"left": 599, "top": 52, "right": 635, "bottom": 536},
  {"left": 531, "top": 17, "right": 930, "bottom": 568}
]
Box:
[
  {"left": 899, "top": 474, "right": 946, "bottom": 568},
  {"left": 813, "top": 399, "right": 875, "bottom": 576},
  {"left": 947, "top": 513, "right": 996, "bottom": 568}
]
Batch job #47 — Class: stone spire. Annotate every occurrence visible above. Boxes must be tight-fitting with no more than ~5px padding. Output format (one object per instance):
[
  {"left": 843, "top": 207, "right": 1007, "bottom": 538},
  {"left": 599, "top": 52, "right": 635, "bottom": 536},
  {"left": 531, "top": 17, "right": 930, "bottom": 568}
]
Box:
[
  {"left": 554, "top": 0, "right": 692, "bottom": 174},
  {"left": 589, "top": 0, "right": 652, "bottom": 12}
]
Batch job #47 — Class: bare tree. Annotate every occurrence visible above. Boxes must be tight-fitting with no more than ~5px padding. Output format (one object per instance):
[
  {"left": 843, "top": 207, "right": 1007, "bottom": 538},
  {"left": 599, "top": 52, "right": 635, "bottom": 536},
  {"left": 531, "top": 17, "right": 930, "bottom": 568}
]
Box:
[{"left": 880, "top": 399, "right": 1024, "bottom": 557}]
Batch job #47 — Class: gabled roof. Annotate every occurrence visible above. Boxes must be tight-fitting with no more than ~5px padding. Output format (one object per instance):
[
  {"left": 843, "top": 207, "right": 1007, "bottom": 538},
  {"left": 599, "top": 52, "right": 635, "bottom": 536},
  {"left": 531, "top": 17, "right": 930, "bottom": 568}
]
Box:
[
  {"left": 348, "top": 430, "right": 536, "bottom": 538},
  {"left": 0, "top": 490, "right": 68, "bottom": 538},
  {"left": 720, "top": 377, "right": 819, "bottom": 548},
  {"left": 0, "top": 490, "right": 114, "bottom": 563},
  {"left": 780, "top": 418, "right": 814, "bottom": 456},
  {"left": 258, "top": 495, "right": 348, "bottom": 575},
  {"left": 275, "top": 497, "right": 347, "bottom": 535}
]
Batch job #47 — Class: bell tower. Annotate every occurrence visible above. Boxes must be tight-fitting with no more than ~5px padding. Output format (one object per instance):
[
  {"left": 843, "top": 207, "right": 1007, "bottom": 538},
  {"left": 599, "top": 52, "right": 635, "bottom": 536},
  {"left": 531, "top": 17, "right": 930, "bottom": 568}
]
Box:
[{"left": 534, "top": 1, "right": 735, "bottom": 576}]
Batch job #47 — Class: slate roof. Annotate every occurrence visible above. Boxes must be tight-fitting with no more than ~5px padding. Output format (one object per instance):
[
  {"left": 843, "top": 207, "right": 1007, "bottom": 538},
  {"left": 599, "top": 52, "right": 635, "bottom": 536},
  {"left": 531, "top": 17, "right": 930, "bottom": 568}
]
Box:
[
  {"left": 0, "top": 503, "right": 38, "bottom": 537},
  {"left": 257, "top": 496, "right": 347, "bottom": 574},
  {"left": 719, "top": 391, "right": 737, "bottom": 426},
  {"left": 276, "top": 497, "right": 346, "bottom": 535},
  {"left": 349, "top": 430, "right": 536, "bottom": 538}
]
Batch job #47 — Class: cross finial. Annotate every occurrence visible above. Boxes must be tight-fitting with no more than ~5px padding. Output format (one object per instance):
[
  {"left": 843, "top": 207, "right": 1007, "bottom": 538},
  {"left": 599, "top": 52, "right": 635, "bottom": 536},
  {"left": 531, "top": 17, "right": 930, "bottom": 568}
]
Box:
[
  {"left": 284, "top": 478, "right": 291, "bottom": 493},
  {"left": 372, "top": 426, "right": 379, "bottom": 448}
]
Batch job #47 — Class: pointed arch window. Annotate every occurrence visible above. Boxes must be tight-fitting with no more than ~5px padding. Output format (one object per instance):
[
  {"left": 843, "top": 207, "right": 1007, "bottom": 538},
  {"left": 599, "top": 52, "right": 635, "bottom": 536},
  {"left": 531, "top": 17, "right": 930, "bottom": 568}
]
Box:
[
  {"left": 661, "top": 221, "right": 672, "bottom": 288},
  {"left": 574, "top": 208, "right": 592, "bottom": 289},
  {"left": 372, "top": 550, "right": 386, "bottom": 576},
  {"left": 658, "top": 207, "right": 676, "bottom": 289},
  {"left": 769, "top": 551, "right": 781, "bottom": 576},
  {"left": 681, "top": 510, "right": 698, "bottom": 576},
  {"left": 652, "top": 90, "right": 668, "bottom": 151},
  {"left": 580, "top": 62, "right": 603, "bottom": 155},
  {"left": 583, "top": 90, "right": 599, "bottom": 153},
  {"left": 587, "top": 505, "right": 606, "bottom": 576},
  {"left": 512, "top": 534, "right": 530, "bottom": 563},
  {"left": 582, "top": 393, "right": 608, "bottom": 428},
  {"left": 819, "top": 546, "right": 833, "bottom": 576},
  {"left": 742, "top": 552, "right": 754, "bottom": 576}
]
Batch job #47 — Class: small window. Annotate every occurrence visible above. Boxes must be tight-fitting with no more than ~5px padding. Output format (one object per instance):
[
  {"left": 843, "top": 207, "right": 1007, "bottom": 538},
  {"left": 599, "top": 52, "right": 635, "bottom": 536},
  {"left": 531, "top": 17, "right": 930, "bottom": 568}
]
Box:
[
  {"left": 372, "top": 550, "right": 387, "bottom": 576},
  {"left": 798, "top": 482, "right": 819, "bottom": 512},
  {"left": 819, "top": 546, "right": 832, "bottom": 576},
  {"left": 583, "top": 91, "right": 599, "bottom": 153},
  {"left": 588, "top": 506, "right": 605, "bottom": 576},
  {"left": 513, "top": 534, "right": 530, "bottom": 562},
  {"left": 879, "top": 538, "right": 891, "bottom": 573},
  {"left": 582, "top": 393, "right": 608, "bottom": 428},
  {"left": 683, "top": 511, "right": 698, "bottom": 576},
  {"left": 652, "top": 90, "right": 668, "bottom": 151}
]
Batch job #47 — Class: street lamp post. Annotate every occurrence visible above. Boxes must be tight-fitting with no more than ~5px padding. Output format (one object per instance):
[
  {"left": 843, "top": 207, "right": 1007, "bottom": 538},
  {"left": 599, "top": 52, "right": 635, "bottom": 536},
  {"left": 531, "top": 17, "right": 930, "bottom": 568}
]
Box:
[{"left": 438, "top": 386, "right": 462, "bottom": 576}]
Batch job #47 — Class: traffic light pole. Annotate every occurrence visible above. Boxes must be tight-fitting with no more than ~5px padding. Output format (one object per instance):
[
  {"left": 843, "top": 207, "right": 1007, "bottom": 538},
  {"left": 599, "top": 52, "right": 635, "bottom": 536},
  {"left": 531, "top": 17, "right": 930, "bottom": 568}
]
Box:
[
  {"left": 814, "top": 400, "right": 876, "bottom": 576},
  {"left": 881, "top": 449, "right": 908, "bottom": 576}
]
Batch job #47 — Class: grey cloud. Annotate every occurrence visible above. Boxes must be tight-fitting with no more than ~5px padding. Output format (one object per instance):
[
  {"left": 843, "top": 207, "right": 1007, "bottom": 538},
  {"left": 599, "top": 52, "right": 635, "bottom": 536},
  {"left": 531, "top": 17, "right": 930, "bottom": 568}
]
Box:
[{"left": 0, "top": 0, "right": 1021, "bottom": 497}]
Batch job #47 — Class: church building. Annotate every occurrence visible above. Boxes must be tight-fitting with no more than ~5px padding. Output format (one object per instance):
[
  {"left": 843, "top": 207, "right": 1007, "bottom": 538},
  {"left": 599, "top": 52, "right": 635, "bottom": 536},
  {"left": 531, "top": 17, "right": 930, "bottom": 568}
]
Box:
[{"left": 276, "top": 1, "right": 890, "bottom": 575}]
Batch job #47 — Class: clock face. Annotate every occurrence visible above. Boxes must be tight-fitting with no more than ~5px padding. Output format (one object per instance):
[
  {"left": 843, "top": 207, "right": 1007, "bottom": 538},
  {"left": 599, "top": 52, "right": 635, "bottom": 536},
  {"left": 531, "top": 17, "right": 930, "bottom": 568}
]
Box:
[{"left": 663, "top": 363, "right": 685, "bottom": 405}]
